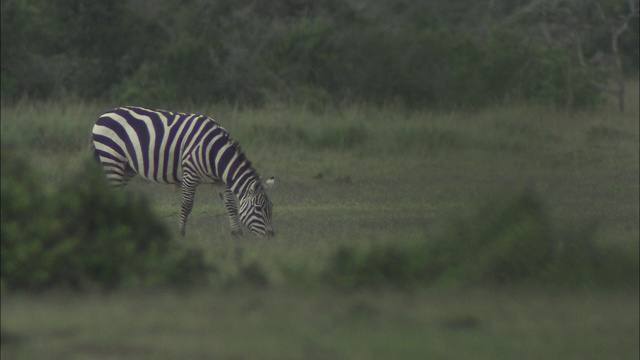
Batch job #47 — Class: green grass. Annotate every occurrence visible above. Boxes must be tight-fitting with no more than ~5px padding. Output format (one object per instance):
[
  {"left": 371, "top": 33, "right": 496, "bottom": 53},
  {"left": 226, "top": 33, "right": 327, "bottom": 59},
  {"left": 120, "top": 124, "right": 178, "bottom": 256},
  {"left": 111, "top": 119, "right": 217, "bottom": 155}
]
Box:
[
  {"left": 1, "top": 81, "right": 639, "bottom": 358},
  {"left": 2, "top": 289, "right": 638, "bottom": 359}
]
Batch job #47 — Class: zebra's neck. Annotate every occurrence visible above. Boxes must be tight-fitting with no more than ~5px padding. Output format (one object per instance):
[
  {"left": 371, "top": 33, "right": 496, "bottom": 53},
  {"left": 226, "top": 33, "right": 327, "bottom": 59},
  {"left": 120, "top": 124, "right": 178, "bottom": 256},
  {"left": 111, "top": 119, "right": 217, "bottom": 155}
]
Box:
[
  {"left": 216, "top": 143, "right": 260, "bottom": 199},
  {"left": 230, "top": 173, "right": 261, "bottom": 200}
]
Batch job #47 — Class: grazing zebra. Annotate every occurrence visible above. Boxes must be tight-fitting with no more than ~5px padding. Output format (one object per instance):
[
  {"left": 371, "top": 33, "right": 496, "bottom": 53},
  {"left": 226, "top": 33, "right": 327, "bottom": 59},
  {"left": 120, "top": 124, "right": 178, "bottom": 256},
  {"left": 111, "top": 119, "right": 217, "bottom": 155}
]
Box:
[{"left": 90, "top": 106, "right": 274, "bottom": 237}]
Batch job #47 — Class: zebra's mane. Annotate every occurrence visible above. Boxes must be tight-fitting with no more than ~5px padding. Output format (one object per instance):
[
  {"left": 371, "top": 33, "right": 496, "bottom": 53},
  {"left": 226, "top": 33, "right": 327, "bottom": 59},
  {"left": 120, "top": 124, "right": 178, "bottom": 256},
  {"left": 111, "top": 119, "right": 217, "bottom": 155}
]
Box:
[{"left": 227, "top": 139, "right": 262, "bottom": 181}]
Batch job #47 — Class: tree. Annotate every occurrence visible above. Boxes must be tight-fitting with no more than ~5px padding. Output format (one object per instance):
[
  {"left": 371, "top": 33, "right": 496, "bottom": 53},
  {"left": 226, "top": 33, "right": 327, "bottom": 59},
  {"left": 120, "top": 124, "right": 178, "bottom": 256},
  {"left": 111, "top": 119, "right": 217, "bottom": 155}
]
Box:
[
  {"left": 575, "top": 0, "right": 639, "bottom": 112},
  {"left": 534, "top": 0, "right": 638, "bottom": 111}
]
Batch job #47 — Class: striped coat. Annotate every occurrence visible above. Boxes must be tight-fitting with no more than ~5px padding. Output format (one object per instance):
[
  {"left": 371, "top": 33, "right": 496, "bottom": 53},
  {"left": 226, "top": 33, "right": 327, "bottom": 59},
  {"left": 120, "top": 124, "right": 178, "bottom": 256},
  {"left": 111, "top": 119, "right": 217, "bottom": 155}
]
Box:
[{"left": 91, "top": 106, "right": 274, "bottom": 237}]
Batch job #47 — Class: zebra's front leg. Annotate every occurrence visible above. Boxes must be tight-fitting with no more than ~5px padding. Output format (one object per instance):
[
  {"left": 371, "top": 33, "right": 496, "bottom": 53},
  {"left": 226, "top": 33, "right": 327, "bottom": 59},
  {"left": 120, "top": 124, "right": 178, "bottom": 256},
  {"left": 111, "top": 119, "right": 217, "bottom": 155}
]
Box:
[
  {"left": 220, "top": 186, "right": 243, "bottom": 237},
  {"left": 179, "top": 179, "right": 198, "bottom": 236}
]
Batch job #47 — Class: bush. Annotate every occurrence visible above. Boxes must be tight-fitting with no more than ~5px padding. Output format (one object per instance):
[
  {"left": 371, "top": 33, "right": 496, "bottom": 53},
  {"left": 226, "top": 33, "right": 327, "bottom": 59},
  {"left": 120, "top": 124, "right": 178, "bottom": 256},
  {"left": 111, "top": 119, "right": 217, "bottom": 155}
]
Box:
[
  {"left": 1, "top": 152, "right": 209, "bottom": 291},
  {"left": 326, "top": 245, "right": 420, "bottom": 289},
  {"left": 324, "top": 189, "right": 638, "bottom": 289},
  {"left": 426, "top": 189, "right": 554, "bottom": 286}
]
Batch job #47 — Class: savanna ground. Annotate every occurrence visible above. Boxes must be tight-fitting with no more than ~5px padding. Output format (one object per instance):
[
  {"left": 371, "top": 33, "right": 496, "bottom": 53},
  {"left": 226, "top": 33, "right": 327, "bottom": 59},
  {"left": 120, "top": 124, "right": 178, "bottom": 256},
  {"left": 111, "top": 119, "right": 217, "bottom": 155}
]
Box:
[{"left": 1, "top": 81, "right": 639, "bottom": 359}]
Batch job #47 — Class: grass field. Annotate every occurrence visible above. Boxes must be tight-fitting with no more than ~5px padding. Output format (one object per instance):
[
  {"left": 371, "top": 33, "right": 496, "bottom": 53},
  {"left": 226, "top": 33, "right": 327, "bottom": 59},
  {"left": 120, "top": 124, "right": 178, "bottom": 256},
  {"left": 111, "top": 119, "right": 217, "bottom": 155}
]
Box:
[{"left": 1, "top": 82, "right": 639, "bottom": 359}]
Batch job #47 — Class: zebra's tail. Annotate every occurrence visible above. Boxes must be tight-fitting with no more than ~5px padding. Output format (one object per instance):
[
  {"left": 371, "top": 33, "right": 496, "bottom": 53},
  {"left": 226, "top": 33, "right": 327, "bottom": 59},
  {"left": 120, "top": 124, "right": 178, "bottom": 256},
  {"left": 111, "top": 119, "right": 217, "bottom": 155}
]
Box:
[{"left": 89, "top": 135, "right": 100, "bottom": 163}]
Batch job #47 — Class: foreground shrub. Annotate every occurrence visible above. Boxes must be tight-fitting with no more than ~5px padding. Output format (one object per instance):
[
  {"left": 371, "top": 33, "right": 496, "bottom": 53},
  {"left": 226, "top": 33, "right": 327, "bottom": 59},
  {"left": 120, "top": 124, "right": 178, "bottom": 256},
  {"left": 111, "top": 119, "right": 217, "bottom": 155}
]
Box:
[
  {"left": 1, "top": 153, "right": 208, "bottom": 291},
  {"left": 425, "top": 189, "right": 554, "bottom": 286},
  {"left": 324, "top": 189, "right": 638, "bottom": 289}
]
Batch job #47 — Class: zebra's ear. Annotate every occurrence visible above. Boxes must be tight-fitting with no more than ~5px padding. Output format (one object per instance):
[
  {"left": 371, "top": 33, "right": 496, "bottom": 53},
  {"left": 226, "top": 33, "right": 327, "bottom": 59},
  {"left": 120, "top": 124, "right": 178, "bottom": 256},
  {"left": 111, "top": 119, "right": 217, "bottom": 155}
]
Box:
[{"left": 264, "top": 176, "right": 275, "bottom": 192}]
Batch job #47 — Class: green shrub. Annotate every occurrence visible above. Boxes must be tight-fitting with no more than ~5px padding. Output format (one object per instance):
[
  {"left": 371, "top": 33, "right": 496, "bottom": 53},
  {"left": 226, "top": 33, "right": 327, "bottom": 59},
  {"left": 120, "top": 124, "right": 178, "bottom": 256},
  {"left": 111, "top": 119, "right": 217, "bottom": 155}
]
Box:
[
  {"left": 427, "top": 189, "right": 555, "bottom": 286},
  {"left": 323, "top": 189, "right": 638, "bottom": 289},
  {"left": 326, "top": 245, "right": 420, "bottom": 289},
  {"left": 1, "top": 152, "right": 208, "bottom": 291}
]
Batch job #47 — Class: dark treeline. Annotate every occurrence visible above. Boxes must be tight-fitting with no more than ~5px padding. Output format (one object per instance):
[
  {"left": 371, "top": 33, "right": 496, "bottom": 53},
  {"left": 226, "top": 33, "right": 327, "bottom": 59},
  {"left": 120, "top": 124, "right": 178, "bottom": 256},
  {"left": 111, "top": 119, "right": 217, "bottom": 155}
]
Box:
[{"left": 1, "top": 0, "right": 638, "bottom": 109}]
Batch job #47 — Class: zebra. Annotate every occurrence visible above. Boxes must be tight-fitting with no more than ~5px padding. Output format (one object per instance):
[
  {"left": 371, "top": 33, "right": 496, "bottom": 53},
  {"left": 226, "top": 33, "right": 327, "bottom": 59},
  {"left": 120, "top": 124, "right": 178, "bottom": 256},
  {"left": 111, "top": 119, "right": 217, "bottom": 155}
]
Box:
[{"left": 90, "top": 106, "right": 274, "bottom": 237}]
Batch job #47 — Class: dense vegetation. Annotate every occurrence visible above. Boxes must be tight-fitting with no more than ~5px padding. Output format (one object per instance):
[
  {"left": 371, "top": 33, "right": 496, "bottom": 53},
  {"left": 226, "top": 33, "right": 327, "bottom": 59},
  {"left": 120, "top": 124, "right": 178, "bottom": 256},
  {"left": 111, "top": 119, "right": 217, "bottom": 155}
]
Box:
[
  {"left": 2, "top": 0, "right": 638, "bottom": 108},
  {"left": 1, "top": 148, "right": 208, "bottom": 291},
  {"left": 325, "top": 188, "right": 637, "bottom": 289}
]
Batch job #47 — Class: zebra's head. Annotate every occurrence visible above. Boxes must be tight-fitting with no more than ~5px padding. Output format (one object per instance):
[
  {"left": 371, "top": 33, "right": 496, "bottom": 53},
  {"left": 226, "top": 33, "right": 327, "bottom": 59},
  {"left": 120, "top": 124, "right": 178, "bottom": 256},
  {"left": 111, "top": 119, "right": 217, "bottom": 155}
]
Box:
[{"left": 239, "top": 177, "right": 275, "bottom": 237}]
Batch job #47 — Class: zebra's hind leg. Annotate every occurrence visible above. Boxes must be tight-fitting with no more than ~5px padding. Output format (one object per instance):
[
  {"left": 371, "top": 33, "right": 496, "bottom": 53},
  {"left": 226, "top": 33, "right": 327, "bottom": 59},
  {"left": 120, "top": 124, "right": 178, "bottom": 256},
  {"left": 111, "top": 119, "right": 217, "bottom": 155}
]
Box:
[
  {"left": 99, "top": 159, "right": 136, "bottom": 188},
  {"left": 178, "top": 177, "right": 198, "bottom": 236},
  {"left": 219, "top": 186, "right": 243, "bottom": 237}
]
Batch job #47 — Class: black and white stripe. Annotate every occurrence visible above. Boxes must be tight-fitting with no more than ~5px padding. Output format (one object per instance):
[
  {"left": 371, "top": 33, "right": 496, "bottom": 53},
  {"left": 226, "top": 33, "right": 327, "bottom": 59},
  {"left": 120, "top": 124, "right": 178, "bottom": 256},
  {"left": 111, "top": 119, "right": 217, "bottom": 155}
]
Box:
[{"left": 91, "top": 106, "right": 274, "bottom": 237}]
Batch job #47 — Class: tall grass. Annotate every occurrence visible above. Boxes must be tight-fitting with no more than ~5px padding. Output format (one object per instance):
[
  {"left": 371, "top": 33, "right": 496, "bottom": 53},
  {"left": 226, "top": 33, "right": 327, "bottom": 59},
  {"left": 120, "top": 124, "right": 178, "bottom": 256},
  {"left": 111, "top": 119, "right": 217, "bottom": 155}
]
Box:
[{"left": 2, "top": 84, "right": 637, "bottom": 162}]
